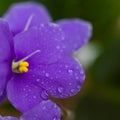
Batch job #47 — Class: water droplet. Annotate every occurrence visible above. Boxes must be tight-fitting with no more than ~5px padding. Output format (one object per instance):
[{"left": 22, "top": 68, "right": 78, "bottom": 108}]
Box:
[
  {"left": 23, "top": 88, "right": 26, "bottom": 91},
  {"left": 53, "top": 104, "right": 57, "bottom": 108},
  {"left": 75, "top": 74, "right": 79, "bottom": 80},
  {"left": 70, "top": 89, "right": 75, "bottom": 93},
  {"left": 77, "top": 85, "right": 80, "bottom": 89},
  {"left": 57, "top": 87, "right": 64, "bottom": 93},
  {"left": 28, "top": 89, "right": 31, "bottom": 92},
  {"left": 80, "top": 70, "right": 84, "bottom": 74},
  {"left": 41, "top": 90, "right": 48, "bottom": 100},
  {"left": 41, "top": 81, "right": 44, "bottom": 84},
  {"left": 68, "top": 69, "right": 73, "bottom": 75},
  {"left": 42, "top": 105, "right": 46, "bottom": 110},
  {"left": 45, "top": 73, "right": 49, "bottom": 77},
  {"left": 65, "top": 65, "right": 68, "bottom": 68},
  {"left": 53, "top": 116, "right": 57, "bottom": 120},
  {"left": 58, "top": 70, "right": 61, "bottom": 73},
  {"left": 56, "top": 45, "right": 60, "bottom": 50},
  {"left": 69, "top": 82, "right": 72, "bottom": 86},
  {"left": 33, "top": 95, "right": 37, "bottom": 99},
  {"left": 36, "top": 78, "right": 40, "bottom": 82}
]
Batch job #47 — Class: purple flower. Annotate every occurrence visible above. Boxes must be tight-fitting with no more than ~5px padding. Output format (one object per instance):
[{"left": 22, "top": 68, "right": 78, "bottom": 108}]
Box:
[
  {"left": 3, "top": 2, "right": 51, "bottom": 35},
  {"left": 0, "top": 2, "right": 92, "bottom": 113},
  {"left": 0, "top": 100, "right": 61, "bottom": 120}
]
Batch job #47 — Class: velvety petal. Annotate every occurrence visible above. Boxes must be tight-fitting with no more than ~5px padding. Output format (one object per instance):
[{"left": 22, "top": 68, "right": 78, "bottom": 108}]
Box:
[
  {"left": 0, "top": 19, "right": 14, "bottom": 96},
  {"left": 29, "top": 56, "right": 85, "bottom": 98},
  {"left": 7, "top": 73, "right": 49, "bottom": 113},
  {"left": 20, "top": 100, "right": 61, "bottom": 120},
  {"left": 3, "top": 2, "right": 51, "bottom": 35},
  {"left": 0, "top": 116, "right": 19, "bottom": 120},
  {"left": 57, "top": 19, "right": 92, "bottom": 54},
  {"left": 0, "top": 90, "right": 6, "bottom": 104},
  {"left": 14, "top": 23, "right": 65, "bottom": 64}
]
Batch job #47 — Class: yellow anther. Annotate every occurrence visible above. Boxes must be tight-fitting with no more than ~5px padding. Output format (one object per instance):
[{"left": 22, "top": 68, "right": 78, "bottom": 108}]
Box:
[
  {"left": 18, "top": 66, "right": 28, "bottom": 73},
  {"left": 18, "top": 61, "right": 29, "bottom": 73},
  {"left": 19, "top": 61, "right": 29, "bottom": 67}
]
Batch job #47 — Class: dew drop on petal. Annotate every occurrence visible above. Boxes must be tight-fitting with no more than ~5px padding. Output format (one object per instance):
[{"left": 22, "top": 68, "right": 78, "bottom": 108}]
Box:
[
  {"left": 77, "top": 85, "right": 80, "bottom": 89},
  {"left": 70, "top": 89, "right": 75, "bottom": 93},
  {"left": 57, "top": 87, "right": 64, "bottom": 93},
  {"left": 69, "top": 82, "right": 72, "bottom": 86},
  {"left": 68, "top": 69, "right": 73, "bottom": 75},
  {"left": 23, "top": 88, "right": 26, "bottom": 91},
  {"left": 33, "top": 95, "right": 37, "bottom": 99},
  {"left": 42, "top": 105, "right": 46, "bottom": 110},
  {"left": 53, "top": 104, "right": 57, "bottom": 108},
  {"left": 53, "top": 116, "right": 57, "bottom": 120},
  {"left": 41, "top": 81, "right": 44, "bottom": 85},
  {"left": 45, "top": 73, "right": 50, "bottom": 77},
  {"left": 80, "top": 70, "right": 84, "bottom": 74},
  {"left": 56, "top": 45, "right": 60, "bottom": 50},
  {"left": 41, "top": 90, "right": 49, "bottom": 100},
  {"left": 36, "top": 78, "right": 40, "bottom": 82}
]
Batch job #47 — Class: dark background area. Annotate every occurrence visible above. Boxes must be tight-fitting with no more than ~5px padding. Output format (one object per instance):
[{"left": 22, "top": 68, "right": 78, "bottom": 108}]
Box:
[{"left": 0, "top": 0, "right": 120, "bottom": 120}]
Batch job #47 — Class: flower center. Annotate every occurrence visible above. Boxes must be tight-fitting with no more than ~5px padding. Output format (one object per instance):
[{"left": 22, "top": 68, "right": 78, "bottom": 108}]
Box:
[{"left": 12, "top": 50, "right": 40, "bottom": 73}]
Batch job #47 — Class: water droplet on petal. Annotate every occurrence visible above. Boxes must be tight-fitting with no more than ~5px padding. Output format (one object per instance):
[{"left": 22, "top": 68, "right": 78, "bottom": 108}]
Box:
[
  {"left": 69, "top": 82, "right": 72, "bottom": 86},
  {"left": 57, "top": 87, "right": 64, "bottom": 93},
  {"left": 33, "top": 95, "right": 37, "bottom": 99},
  {"left": 56, "top": 45, "right": 60, "bottom": 50},
  {"left": 53, "top": 116, "right": 57, "bottom": 120},
  {"left": 45, "top": 73, "right": 49, "bottom": 77},
  {"left": 41, "top": 81, "right": 44, "bottom": 84},
  {"left": 53, "top": 104, "right": 57, "bottom": 108},
  {"left": 23, "top": 88, "right": 26, "bottom": 91},
  {"left": 70, "top": 89, "right": 75, "bottom": 93},
  {"left": 36, "top": 78, "right": 40, "bottom": 82},
  {"left": 80, "top": 70, "right": 84, "bottom": 74},
  {"left": 42, "top": 105, "right": 46, "bottom": 110},
  {"left": 77, "top": 85, "right": 80, "bottom": 89},
  {"left": 41, "top": 90, "right": 48, "bottom": 100},
  {"left": 65, "top": 65, "right": 68, "bottom": 68},
  {"left": 68, "top": 69, "right": 73, "bottom": 75}
]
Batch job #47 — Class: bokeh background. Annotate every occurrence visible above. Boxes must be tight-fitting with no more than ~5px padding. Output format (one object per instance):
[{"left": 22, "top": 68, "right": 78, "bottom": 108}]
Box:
[{"left": 0, "top": 0, "right": 120, "bottom": 120}]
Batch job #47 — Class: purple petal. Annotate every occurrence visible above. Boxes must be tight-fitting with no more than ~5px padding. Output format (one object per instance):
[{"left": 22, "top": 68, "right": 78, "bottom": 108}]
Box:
[
  {"left": 29, "top": 56, "right": 85, "bottom": 98},
  {"left": 57, "top": 19, "right": 92, "bottom": 54},
  {"left": 20, "top": 100, "right": 61, "bottom": 120},
  {"left": 0, "top": 19, "right": 14, "bottom": 96},
  {"left": 7, "top": 74, "right": 48, "bottom": 113},
  {"left": 3, "top": 2, "right": 51, "bottom": 35},
  {"left": 0, "top": 90, "right": 6, "bottom": 104},
  {"left": 14, "top": 23, "right": 65, "bottom": 64},
  {"left": 0, "top": 116, "right": 19, "bottom": 120}
]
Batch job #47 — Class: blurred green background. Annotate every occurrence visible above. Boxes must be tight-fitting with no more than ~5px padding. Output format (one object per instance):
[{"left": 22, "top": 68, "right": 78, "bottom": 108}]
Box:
[{"left": 0, "top": 0, "right": 120, "bottom": 120}]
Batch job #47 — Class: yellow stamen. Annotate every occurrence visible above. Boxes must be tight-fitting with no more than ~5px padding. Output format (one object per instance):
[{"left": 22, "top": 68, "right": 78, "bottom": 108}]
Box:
[
  {"left": 19, "top": 61, "right": 29, "bottom": 67},
  {"left": 18, "top": 61, "right": 29, "bottom": 73}
]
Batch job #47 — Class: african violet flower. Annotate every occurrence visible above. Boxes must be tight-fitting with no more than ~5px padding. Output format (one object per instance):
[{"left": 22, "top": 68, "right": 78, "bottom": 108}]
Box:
[
  {"left": 0, "top": 2, "right": 92, "bottom": 114},
  {"left": 0, "top": 100, "right": 61, "bottom": 120},
  {"left": 3, "top": 2, "right": 51, "bottom": 35}
]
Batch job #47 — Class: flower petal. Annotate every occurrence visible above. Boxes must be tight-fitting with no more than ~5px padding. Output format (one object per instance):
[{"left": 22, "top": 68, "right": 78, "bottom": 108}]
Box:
[
  {"left": 7, "top": 74, "right": 48, "bottom": 113},
  {"left": 57, "top": 19, "right": 92, "bottom": 54},
  {"left": 3, "top": 2, "right": 51, "bottom": 35},
  {"left": 29, "top": 56, "right": 85, "bottom": 98},
  {"left": 0, "top": 19, "right": 13, "bottom": 96},
  {"left": 14, "top": 23, "right": 65, "bottom": 64},
  {"left": 0, "top": 90, "right": 6, "bottom": 104},
  {"left": 20, "top": 100, "right": 61, "bottom": 120},
  {"left": 0, "top": 116, "right": 19, "bottom": 120}
]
